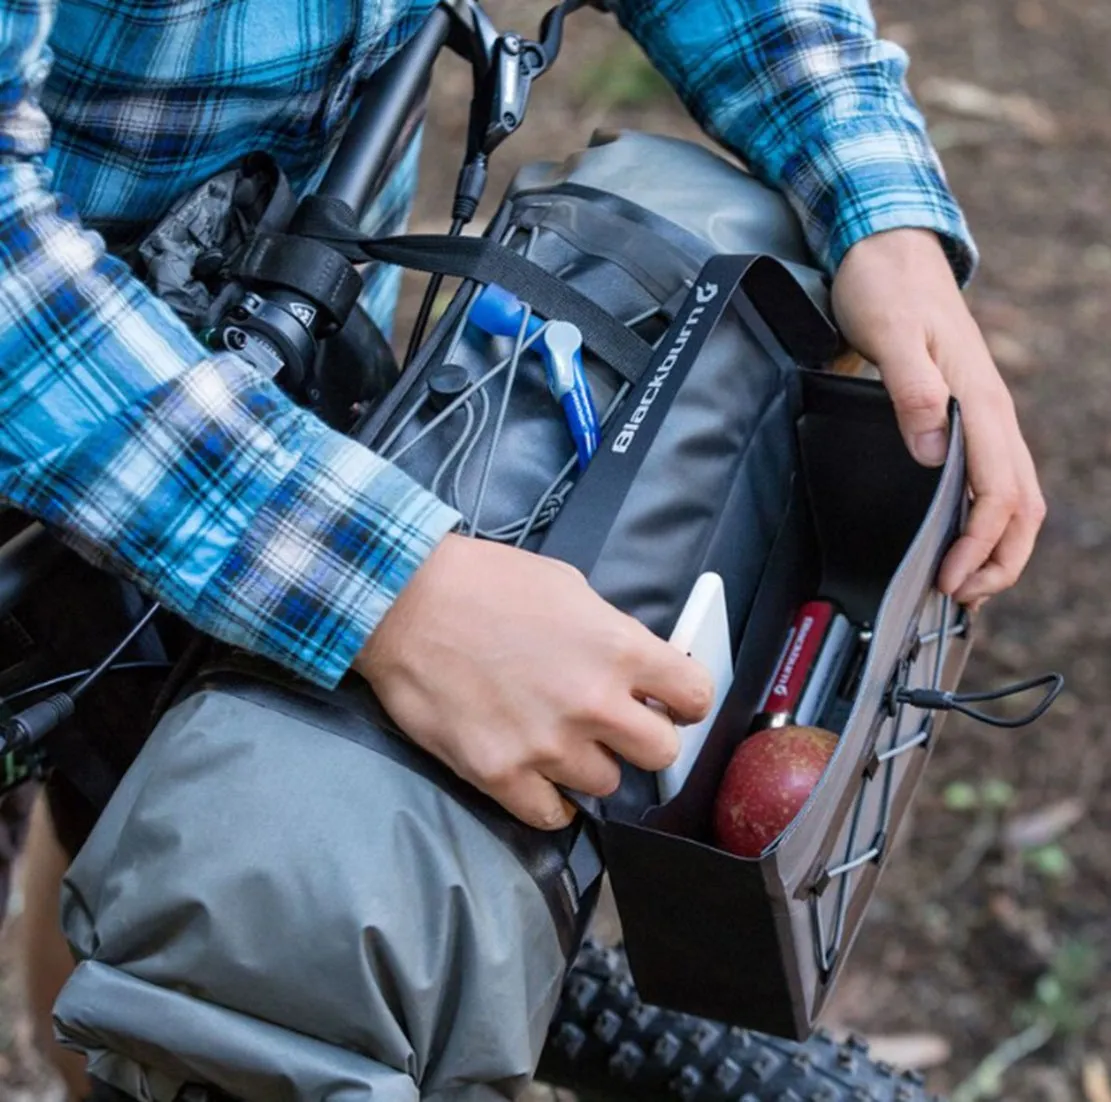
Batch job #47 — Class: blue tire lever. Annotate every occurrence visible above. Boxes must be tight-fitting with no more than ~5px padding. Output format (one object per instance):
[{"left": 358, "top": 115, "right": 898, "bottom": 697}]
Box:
[{"left": 469, "top": 283, "right": 600, "bottom": 469}]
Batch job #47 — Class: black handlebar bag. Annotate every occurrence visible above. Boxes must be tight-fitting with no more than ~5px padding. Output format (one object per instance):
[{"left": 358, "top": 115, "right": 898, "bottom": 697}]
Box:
[
  {"left": 55, "top": 133, "right": 1006, "bottom": 1099},
  {"left": 346, "top": 134, "right": 991, "bottom": 1037}
]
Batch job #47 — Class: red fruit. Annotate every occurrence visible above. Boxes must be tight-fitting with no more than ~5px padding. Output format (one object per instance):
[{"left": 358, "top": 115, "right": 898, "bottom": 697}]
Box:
[{"left": 713, "top": 726, "right": 838, "bottom": 858}]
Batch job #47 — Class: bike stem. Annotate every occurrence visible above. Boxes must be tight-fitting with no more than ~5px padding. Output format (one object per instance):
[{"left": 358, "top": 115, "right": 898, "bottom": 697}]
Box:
[{"left": 318, "top": 2, "right": 464, "bottom": 219}]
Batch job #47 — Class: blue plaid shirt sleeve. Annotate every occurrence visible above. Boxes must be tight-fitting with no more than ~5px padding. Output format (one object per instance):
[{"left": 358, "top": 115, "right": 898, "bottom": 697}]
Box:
[
  {"left": 2, "top": 0, "right": 977, "bottom": 690},
  {"left": 0, "top": 0, "right": 460, "bottom": 689},
  {"left": 609, "top": 0, "right": 978, "bottom": 284}
]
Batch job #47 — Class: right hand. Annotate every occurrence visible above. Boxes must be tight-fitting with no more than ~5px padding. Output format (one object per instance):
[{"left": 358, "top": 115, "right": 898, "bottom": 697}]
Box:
[
  {"left": 353, "top": 534, "right": 713, "bottom": 830},
  {"left": 832, "top": 229, "right": 1046, "bottom": 605}
]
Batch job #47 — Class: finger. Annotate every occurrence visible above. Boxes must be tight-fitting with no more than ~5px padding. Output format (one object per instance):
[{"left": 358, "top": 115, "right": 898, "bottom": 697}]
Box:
[
  {"left": 597, "top": 698, "right": 681, "bottom": 773},
  {"left": 872, "top": 339, "right": 952, "bottom": 467},
  {"left": 938, "top": 486, "right": 1015, "bottom": 595},
  {"left": 953, "top": 495, "right": 1044, "bottom": 603},
  {"left": 935, "top": 365, "right": 1032, "bottom": 593},
  {"left": 485, "top": 770, "right": 578, "bottom": 831},
  {"left": 545, "top": 744, "right": 623, "bottom": 800},
  {"left": 631, "top": 639, "right": 714, "bottom": 725}
]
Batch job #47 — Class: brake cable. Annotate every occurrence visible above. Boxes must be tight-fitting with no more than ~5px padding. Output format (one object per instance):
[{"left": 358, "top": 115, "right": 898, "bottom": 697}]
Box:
[
  {"left": 1, "top": 662, "right": 174, "bottom": 708},
  {"left": 403, "top": 0, "right": 590, "bottom": 367}
]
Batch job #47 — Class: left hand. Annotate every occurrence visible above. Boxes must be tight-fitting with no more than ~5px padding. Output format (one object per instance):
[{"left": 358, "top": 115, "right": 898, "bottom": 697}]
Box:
[{"left": 831, "top": 228, "right": 1045, "bottom": 605}]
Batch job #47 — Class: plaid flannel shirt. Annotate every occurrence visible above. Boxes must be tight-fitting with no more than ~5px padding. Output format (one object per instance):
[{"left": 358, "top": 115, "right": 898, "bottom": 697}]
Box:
[{"left": 0, "top": 0, "right": 975, "bottom": 688}]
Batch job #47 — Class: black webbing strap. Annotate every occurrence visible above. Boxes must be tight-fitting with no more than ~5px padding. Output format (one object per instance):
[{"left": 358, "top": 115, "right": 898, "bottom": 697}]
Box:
[
  {"left": 359, "top": 234, "right": 653, "bottom": 384},
  {"left": 292, "top": 194, "right": 654, "bottom": 384},
  {"left": 541, "top": 254, "right": 786, "bottom": 576},
  {"left": 235, "top": 232, "right": 364, "bottom": 326},
  {"left": 513, "top": 193, "right": 698, "bottom": 307}
]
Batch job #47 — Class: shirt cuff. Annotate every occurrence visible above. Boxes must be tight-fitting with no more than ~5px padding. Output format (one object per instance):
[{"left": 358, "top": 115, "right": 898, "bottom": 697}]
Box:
[
  {"left": 194, "top": 424, "right": 461, "bottom": 690},
  {"left": 779, "top": 115, "right": 979, "bottom": 287}
]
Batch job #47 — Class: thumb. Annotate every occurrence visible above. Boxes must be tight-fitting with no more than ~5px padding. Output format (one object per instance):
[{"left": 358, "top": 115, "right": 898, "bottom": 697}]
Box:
[{"left": 873, "top": 339, "right": 952, "bottom": 467}]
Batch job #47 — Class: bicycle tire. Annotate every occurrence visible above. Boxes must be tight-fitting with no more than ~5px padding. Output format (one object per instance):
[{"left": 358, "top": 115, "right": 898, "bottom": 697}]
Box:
[{"left": 538, "top": 940, "right": 944, "bottom": 1102}]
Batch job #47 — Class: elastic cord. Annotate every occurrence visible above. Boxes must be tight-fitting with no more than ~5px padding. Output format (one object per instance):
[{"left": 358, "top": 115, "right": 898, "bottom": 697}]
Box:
[
  {"left": 0, "top": 661, "right": 173, "bottom": 707},
  {"left": 895, "top": 671, "right": 1064, "bottom": 729},
  {"left": 385, "top": 330, "right": 547, "bottom": 463},
  {"left": 468, "top": 303, "right": 532, "bottom": 535},
  {"left": 451, "top": 387, "right": 492, "bottom": 513},
  {"left": 430, "top": 397, "right": 476, "bottom": 499}
]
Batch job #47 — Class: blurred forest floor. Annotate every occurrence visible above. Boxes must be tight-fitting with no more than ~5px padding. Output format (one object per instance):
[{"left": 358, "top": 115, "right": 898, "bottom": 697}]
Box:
[{"left": 3, "top": 1, "right": 1109, "bottom": 1099}]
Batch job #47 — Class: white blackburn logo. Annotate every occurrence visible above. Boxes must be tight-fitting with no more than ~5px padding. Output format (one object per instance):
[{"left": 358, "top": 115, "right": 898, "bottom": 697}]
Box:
[{"left": 611, "top": 280, "right": 720, "bottom": 455}]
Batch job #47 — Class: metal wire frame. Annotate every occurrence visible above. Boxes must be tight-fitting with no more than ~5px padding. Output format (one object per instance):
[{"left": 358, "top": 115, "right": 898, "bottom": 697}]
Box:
[{"left": 808, "top": 593, "right": 970, "bottom": 978}]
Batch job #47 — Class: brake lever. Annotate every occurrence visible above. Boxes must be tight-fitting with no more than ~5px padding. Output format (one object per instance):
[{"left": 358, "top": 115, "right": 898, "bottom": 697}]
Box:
[
  {"left": 461, "top": 0, "right": 583, "bottom": 162},
  {"left": 474, "top": 33, "right": 544, "bottom": 157}
]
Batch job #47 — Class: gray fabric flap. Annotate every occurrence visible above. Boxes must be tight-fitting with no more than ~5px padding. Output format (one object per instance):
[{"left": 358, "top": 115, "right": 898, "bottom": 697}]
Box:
[{"left": 56, "top": 961, "right": 419, "bottom": 1102}]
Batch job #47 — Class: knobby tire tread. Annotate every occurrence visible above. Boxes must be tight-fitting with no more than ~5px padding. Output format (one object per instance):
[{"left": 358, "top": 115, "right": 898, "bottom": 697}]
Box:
[{"left": 538, "top": 940, "right": 944, "bottom": 1102}]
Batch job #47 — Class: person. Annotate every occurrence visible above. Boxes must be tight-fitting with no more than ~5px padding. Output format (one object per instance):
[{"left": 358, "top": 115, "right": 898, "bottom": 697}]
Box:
[{"left": 0, "top": 0, "right": 1045, "bottom": 1098}]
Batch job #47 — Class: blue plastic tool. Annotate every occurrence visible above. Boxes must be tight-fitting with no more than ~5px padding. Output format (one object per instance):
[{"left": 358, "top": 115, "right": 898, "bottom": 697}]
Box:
[{"left": 469, "top": 283, "right": 600, "bottom": 468}]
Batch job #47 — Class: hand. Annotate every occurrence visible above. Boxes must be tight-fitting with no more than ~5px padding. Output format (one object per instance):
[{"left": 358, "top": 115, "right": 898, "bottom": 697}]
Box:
[
  {"left": 831, "top": 229, "right": 1045, "bottom": 604},
  {"left": 353, "top": 535, "right": 713, "bottom": 830}
]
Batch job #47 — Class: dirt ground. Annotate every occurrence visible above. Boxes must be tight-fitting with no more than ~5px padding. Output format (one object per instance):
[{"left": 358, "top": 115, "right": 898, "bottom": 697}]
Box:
[{"left": 2, "top": 0, "right": 1109, "bottom": 1099}]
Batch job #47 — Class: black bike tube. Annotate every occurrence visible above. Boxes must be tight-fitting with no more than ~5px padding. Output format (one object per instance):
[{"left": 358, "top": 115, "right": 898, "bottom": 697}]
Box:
[{"left": 317, "top": 5, "right": 455, "bottom": 217}]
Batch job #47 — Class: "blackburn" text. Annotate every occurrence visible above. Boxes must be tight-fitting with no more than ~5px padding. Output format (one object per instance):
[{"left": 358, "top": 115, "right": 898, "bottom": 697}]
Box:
[{"left": 611, "top": 280, "right": 720, "bottom": 455}]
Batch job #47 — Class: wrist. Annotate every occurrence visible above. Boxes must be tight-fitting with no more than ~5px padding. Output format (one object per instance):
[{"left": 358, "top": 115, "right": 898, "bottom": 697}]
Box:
[
  {"left": 839, "top": 227, "right": 953, "bottom": 273},
  {"left": 352, "top": 531, "right": 465, "bottom": 682}
]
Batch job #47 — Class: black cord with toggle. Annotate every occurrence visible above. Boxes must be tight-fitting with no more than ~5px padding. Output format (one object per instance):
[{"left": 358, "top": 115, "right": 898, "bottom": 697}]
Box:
[{"left": 894, "top": 671, "right": 1064, "bottom": 729}]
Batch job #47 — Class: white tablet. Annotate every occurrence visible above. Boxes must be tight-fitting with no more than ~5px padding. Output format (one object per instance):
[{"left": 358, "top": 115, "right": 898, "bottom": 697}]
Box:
[{"left": 656, "top": 572, "right": 735, "bottom": 802}]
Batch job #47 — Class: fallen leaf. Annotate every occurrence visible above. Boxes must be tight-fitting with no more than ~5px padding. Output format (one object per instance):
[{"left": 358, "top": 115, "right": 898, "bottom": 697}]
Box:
[
  {"left": 829, "top": 350, "right": 868, "bottom": 376},
  {"left": 1029, "top": 1065, "right": 1074, "bottom": 1102},
  {"left": 861, "top": 1033, "right": 952, "bottom": 1070},
  {"left": 1083, "top": 1055, "right": 1111, "bottom": 1102},
  {"left": 986, "top": 893, "right": 1056, "bottom": 967},
  {"left": 1002, "top": 798, "right": 1086, "bottom": 851},
  {"left": 919, "top": 77, "right": 1058, "bottom": 142},
  {"left": 1015, "top": 0, "right": 1048, "bottom": 30}
]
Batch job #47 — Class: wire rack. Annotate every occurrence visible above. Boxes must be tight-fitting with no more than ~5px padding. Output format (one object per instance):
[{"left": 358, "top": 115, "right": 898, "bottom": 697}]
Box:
[{"left": 807, "top": 592, "right": 970, "bottom": 979}]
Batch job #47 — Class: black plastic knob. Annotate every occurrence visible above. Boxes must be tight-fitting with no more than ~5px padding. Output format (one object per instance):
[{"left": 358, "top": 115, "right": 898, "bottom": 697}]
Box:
[{"left": 427, "top": 363, "right": 472, "bottom": 412}]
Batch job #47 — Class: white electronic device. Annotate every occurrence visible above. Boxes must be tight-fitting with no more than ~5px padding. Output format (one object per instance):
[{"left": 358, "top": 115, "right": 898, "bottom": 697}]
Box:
[{"left": 655, "top": 571, "right": 735, "bottom": 803}]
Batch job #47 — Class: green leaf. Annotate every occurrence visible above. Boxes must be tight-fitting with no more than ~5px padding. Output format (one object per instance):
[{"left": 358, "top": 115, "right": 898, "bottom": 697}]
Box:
[
  {"left": 1034, "top": 974, "right": 1062, "bottom": 1007},
  {"left": 1025, "top": 844, "right": 1073, "bottom": 880},
  {"left": 980, "top": 779, "right": 1017, "bottom": 809},
  {"left": 943, "top": 781, "right": 980, "bottom": 811}
]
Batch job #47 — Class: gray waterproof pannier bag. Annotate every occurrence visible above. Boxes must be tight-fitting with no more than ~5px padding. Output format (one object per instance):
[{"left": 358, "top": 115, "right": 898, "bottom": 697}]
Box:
[{"left": 55, "top": 132, "right": 975, "bottom": 1098}]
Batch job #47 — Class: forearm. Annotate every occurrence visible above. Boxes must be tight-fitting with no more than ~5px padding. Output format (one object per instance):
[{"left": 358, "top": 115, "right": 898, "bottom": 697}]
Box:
[
  {"left": 0, "top": 160, "right": 458, "bottom": 688},
  {"left": 608, "top": 0, "right": 976, "bottom": 283}
]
